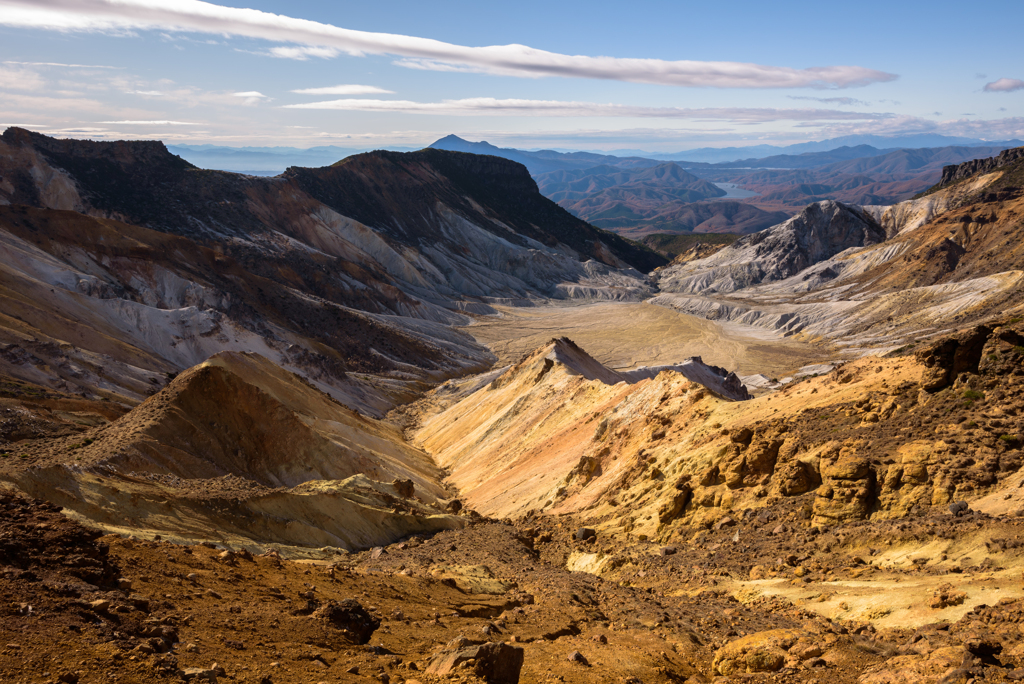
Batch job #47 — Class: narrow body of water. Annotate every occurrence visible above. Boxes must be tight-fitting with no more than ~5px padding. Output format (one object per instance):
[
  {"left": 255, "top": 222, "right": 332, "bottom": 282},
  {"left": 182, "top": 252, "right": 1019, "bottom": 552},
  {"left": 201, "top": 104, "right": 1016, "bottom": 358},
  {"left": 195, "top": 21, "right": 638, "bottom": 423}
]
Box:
[{"left": 712, "top": 182, "right": 760, "bottom": 199}]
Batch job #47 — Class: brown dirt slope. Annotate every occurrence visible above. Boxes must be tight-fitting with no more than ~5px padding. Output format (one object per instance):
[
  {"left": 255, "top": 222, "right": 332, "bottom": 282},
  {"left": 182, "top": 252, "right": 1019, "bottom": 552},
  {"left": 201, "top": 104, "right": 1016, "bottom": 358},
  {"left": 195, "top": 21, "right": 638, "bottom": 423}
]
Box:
[{"left": 0, "top": 352, "right": 466, "bottom": 553}]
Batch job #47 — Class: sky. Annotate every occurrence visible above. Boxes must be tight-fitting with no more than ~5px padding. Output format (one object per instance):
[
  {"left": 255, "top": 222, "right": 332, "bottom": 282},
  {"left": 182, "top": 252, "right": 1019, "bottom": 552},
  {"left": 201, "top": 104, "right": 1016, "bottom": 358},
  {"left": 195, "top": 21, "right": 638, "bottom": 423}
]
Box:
[{"left": 0, "top": 0, "right": 1022, "bottom": 152}]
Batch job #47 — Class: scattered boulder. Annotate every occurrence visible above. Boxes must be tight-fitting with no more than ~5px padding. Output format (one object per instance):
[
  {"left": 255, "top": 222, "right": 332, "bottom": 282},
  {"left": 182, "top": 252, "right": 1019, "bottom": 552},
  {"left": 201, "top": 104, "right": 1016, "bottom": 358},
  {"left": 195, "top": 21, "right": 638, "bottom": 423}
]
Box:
[
  {"left": 311, "top": 599, "right": 380, "bottom": 644},
  {"left": 575, "top": 528, "right": 597, "bottom": 541},
  {"left": 567, "top": 651, "right": 589, "bottom": 665},
  {"left": 749, "top": 565, "right": 769, "bottom": 580},
  {"left": 714, "top": 516, "right": 736, "bottom": 530},
  {"left": 181, "top": 668, "right": 218, "bottom": 683},
  {"left": 949, "top": 501, "right": 971, "bottom": 516},
  {"left": 392, "top": 479, "right": 415, "bottom": 498},
  {"left": 712, "top": 629, "right": 800, "bottom": 675},
  {"left": 931, "top": 584, "right": 967, "bottom": 609},
  {"left": 426, "top": 642, "right": 524, "bottom": 683}
]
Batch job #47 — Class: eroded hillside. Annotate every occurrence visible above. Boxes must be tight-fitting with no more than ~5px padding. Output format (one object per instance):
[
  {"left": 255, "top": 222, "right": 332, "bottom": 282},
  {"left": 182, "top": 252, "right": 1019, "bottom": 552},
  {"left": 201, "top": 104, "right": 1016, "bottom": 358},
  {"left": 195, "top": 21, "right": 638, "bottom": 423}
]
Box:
[
  {"left": 0, "top": 128, "right": 663, "bottom": 414},
  {"left": 652, "top": 148, "right": 1024, "bottom": 353},
  {"left": 2, "top": 140, "right": 1024, "bottom": 683}
]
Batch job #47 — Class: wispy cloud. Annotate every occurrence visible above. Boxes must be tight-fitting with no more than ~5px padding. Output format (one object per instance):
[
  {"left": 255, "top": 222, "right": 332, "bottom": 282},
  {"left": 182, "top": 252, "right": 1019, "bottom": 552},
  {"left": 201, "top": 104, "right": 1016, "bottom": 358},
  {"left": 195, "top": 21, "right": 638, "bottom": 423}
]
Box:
[
  {"left": 984, "top": 78, "right": 1024, "bottom": 93},
  {"left": 291, "top": 84, "right": 394, "bottom": 95},
  {"left": 267, "top": 46, "right": 343, "bottom": 60},
  {"left": 787, "top": 95, "right": 868, "bottom": 106},
  {"left": 808, "top": 115, "right": 1024, "bottom": 140},
  {"left": 233, "top": 90, "right": 269, "bottom": 105},
  {"left": 2, "top": 60, "right": 122, "bottom": 69},
  {"left": 98, "top": 120, "right": 202, "bottom": 125},
  {"left": 282, "top": 97, "right": 893, "bottom": 122},
  {"left": 0, "top": 65, "right": 48, "bottom": 91},
  {"left": 0, "top": 0, "right": 897, "bottom": 89}
]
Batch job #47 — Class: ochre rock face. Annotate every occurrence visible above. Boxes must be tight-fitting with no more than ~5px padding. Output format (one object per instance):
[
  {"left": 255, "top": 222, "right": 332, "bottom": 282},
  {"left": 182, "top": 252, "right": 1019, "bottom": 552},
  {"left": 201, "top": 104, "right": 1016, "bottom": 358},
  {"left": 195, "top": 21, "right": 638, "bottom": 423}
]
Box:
[
  {"left": 418, "top": 321, "right": 1024, "bottom": 537},
  {"left": 415, "top": 337, "right": 753, "bottom": 521},
  {"left": 712, "top": 629, "right": 802, "bottom": 674}
]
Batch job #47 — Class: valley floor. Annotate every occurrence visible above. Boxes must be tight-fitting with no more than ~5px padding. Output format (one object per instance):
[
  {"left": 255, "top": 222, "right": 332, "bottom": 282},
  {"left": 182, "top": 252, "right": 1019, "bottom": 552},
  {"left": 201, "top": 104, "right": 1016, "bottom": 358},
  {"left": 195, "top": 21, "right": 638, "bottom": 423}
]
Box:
[{"left": 462, "top": 301, "right": 831, "bottom": 378}]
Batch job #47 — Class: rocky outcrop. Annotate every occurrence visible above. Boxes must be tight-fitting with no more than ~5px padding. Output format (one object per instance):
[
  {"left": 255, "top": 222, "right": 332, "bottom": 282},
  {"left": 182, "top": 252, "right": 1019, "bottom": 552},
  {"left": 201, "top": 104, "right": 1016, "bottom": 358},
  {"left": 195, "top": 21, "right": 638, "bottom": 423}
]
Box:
[
  {"left": 654, "top": 200, "right": 886, "bottom": 294},
  {"left": 936, "top": 146, "right": 1024, "bottom": 189},
  {"left": 426, "top": 640, "right": 525, "bottom": 682},
  {"left": 712, "top": 629, "right": 802, "bottom": 675},
  {"left": 417, "top": 338, "right": 753, "bottom": 519}
]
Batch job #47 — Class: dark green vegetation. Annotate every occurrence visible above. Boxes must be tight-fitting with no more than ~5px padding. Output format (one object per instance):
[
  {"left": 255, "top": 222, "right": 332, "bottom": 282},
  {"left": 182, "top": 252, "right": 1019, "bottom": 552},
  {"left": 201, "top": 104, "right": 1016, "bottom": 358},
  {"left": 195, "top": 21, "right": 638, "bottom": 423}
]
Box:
[{"left": 639, "top": 232, "right": 741, "bottom": 259}]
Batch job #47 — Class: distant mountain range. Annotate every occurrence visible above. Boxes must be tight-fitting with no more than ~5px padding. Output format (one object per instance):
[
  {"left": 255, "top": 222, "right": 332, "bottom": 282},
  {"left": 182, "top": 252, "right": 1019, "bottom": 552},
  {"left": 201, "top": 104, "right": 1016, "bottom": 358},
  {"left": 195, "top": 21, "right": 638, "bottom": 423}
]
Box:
[
  {"left": 427, "top": 134, "right": 656, "bottom": 175},
  {"left": 650, "top": 134, "right": 1024, "bottom": 164},
  {"left": 162, "top": 134, "right": 1024, "bottom": 238},
  {"left": 535, "top": 163, "right": 724, "bottom": 203},
  {"left": 167, "top": 134, "right": 1024, "bottom": 177},
  {"left": 166, "top": 143, "right": 419, "bottom": 175},
  {"left": 533, "top": 163, "right": 788, "bottom": 236}
]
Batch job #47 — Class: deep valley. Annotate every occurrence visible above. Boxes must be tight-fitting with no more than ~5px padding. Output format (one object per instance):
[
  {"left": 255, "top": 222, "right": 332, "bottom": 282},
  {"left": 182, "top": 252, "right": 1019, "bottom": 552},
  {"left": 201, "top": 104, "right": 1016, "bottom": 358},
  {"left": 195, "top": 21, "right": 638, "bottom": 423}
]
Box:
[{"left": 2, "top": 128, "right": 1024, "bottom": 684}]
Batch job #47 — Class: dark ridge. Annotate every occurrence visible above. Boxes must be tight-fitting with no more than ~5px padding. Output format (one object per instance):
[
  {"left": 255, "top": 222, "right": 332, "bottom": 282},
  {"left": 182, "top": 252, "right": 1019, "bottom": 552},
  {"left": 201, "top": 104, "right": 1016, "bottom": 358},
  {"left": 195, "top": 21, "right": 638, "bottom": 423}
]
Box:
[
  {"left": 932, "top": 147, "right": 1024, "bottom": 192},
  {"left": 287, "top": 148, "right": 667, "bottom": 273},
  {"left": 1, "top": 127, "right": 265, "bottom": 239}
]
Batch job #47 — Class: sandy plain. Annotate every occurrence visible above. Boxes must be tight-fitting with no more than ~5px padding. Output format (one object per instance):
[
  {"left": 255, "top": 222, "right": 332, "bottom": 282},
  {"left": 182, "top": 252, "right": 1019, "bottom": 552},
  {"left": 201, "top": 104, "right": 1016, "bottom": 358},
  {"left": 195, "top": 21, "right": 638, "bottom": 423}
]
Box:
[{"left": 462, "top": 301, "right": 831, "bottom": 378}]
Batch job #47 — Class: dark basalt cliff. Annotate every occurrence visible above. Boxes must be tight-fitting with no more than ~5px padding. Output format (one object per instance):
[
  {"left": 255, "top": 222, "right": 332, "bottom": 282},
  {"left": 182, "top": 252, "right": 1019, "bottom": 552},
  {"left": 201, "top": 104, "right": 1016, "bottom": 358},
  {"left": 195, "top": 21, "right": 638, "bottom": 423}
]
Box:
[
  {"left": 288, "top": 149, "right": 666, "bottom": 272},
  {"left": 937, "top": 146, "right": 1024, "bottom": 188}
]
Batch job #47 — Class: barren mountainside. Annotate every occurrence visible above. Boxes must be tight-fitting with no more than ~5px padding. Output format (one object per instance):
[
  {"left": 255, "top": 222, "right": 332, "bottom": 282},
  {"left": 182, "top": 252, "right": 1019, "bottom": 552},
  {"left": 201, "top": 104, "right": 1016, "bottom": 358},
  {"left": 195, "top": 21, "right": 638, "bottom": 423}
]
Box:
[
  {"left": 0, "top": 128, "right": 665, "bottom": 412},
  {"left": 3, "top": 138, "right": 1024, "bottom": 684}
]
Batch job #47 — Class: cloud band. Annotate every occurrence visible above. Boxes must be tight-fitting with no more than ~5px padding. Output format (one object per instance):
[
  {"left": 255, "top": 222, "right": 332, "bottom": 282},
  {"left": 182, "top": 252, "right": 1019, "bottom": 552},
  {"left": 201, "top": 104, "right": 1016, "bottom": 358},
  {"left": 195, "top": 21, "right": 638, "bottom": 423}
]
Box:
[
  {"left": 0, "top": 0, "right": 897, "bottom": 89},
  {"left": 281, "top": 97, "right": 894, "bottom": 121}
]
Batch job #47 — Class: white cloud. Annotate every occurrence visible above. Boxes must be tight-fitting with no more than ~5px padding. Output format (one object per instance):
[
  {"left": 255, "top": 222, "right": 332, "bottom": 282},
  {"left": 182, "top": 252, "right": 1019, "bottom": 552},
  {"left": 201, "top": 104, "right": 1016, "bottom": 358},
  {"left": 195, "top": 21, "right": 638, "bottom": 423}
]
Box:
[
  {"left": 0, "top": 0, "right": 897, "bottom": 89},
  {"left": 808, "top": 115, "right": 1024, "bottom": 140},
  {"left": 267, "top": 46, "right": 342, "bottom": 60},
  {"left": 787, "top": 95, "right": 868, "bottom": 106},
  {"left": 984, "top": 78, "right": 1024, "bottom": 93},
  {"left": 291, "top": 84, "right": 394, "bottom": 95},
  {"left": 3, "top": 60, "right": 122, "bottom": 69},
  {"left": 282, "top": 97, "right": 893, "bottom": 122},
  {"left": 233, "top": 90, "right": 268, "bottom": 105},
  {"left": 98, "top": 120, "right": 202, "bottom": 125}
]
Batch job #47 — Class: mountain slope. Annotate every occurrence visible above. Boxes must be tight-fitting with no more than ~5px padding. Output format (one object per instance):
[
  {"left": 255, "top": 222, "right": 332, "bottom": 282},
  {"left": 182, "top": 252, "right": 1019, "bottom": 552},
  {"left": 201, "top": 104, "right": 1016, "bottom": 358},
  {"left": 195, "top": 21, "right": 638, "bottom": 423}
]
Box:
[
  {"left": 287, "top": 148, "right": 666, "bottom": 273},
  {"left": 415, "top": 338, "right": 750, "bottom": 518},
  {"left": 650, "top": 147, "right": 1024, "bottom": 352},
  {"left": 654, "top": 200, "right": 886, "bottom": 294},
  {"left": 0, "top": 128, "right": 663, "bottom": 409},
  {"left": 4, "top": 351, "right": 464, "bottom": 553}
]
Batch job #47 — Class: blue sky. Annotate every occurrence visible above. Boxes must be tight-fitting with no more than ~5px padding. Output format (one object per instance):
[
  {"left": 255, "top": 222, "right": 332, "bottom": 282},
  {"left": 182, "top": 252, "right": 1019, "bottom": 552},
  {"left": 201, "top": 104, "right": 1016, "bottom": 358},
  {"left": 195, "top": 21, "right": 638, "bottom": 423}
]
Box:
[{"left": 0, "top": 0, "right": 1022, "bottom": 151}]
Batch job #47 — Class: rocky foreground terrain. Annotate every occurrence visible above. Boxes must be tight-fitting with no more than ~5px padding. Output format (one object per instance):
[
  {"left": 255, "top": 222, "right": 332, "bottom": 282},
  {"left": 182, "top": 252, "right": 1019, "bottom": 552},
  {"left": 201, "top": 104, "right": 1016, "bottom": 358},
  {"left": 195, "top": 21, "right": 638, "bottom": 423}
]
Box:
[{"left": 2, "top": 135, "right": 1024, "bottom": 683}]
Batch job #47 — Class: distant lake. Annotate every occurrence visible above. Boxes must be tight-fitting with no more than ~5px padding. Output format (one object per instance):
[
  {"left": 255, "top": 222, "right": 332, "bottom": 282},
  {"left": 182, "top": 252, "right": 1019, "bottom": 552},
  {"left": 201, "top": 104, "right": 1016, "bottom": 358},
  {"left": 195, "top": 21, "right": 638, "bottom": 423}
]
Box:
[{"left": 712, "top": 182, "right": 760, "bottom": 199}]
